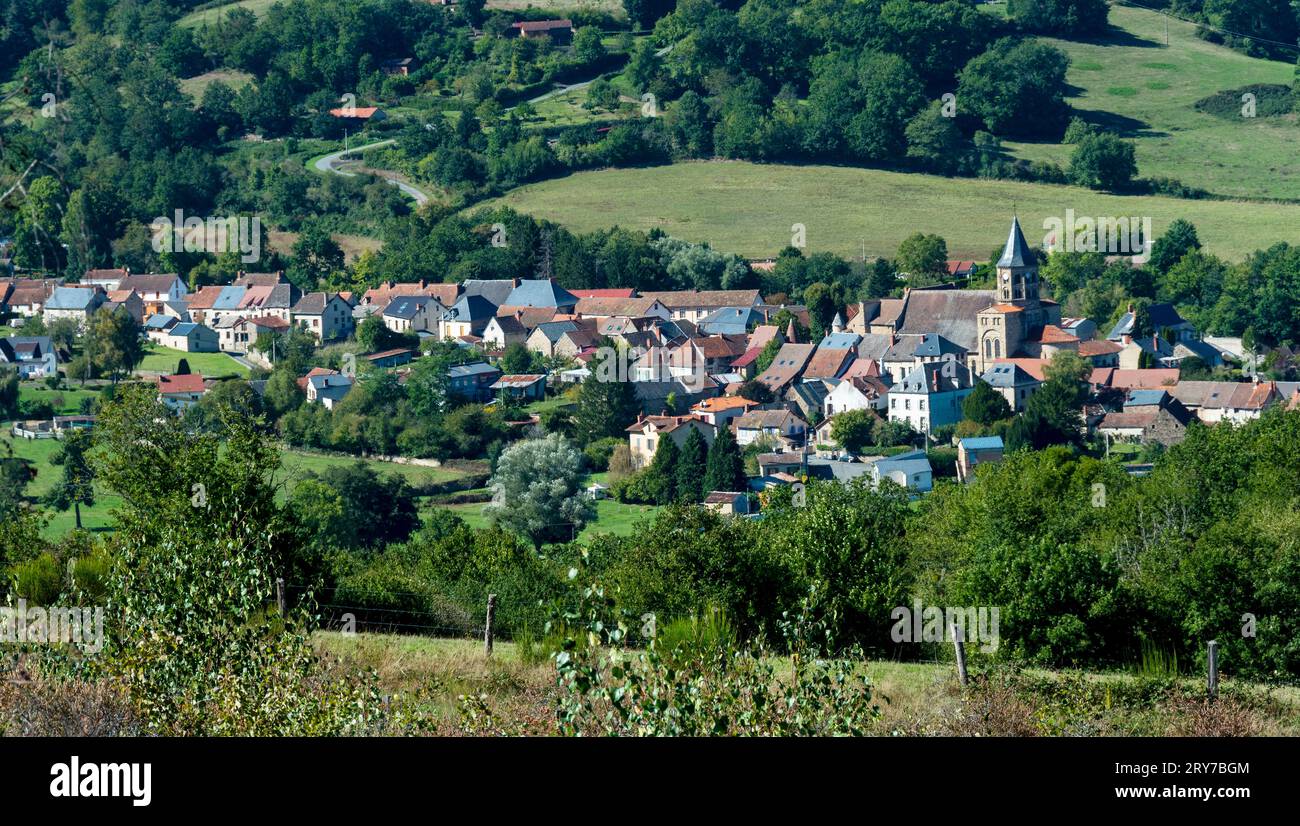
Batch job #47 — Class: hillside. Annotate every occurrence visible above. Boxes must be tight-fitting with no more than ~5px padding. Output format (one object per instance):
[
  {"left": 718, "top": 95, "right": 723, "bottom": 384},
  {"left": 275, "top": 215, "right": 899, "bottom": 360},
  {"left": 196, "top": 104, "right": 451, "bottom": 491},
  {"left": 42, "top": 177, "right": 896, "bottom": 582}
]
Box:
[{"left": 483, "top": 159, "right": 1300, "bottom": 261}]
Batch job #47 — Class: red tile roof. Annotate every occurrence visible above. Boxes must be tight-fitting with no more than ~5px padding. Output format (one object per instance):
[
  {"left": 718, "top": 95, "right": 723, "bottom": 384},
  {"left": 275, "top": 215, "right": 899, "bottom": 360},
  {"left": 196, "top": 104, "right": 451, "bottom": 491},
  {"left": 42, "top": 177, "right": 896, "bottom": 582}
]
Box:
[{"left": 156, "top": 374, "right": 206, "bottom": 394}]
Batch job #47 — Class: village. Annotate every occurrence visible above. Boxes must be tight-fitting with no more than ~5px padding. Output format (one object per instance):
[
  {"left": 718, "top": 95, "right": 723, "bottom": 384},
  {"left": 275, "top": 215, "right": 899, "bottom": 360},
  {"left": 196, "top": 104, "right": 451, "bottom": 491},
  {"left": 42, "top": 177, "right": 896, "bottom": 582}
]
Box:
[{"left": 4, "top": 217, "right": 1296, "bottom": 520}]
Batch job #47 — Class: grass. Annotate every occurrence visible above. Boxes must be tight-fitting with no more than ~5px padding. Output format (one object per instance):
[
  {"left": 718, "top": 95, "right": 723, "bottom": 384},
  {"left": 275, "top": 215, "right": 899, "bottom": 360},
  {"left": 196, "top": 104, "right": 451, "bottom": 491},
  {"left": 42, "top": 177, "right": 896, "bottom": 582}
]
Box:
[
  {"left": 314, "top": 630, "right": 1300, "bottom": 735},
  {"left": 430, "top": 481, "right": 658, "bottom": 540},
  {"left": 1002, "top": 5, "right": 1300, "bottom": 201},
  {"left": 177, "top": 0, "right": 286, "bottom": 28},
  {"left": 266, "top": 230, "right": 382, "bottom": 264},
  {"left": 486, "top": 0, "right": 625, "bottom": 14},
  {"left": 17, "top": 383, "right": 100, "bottom": 415},
  {"left": 178, "top": 69, "right": 254, "bottom": 102},
  {"left": 0, "top": 433, "right": 122, "bottom": 536},
  {"left": 278, "top": 449, "right": 481, "bottom": 488},
  {"left": 482, "top": 159, "right": 1300, "bottom": 262},
  {"left": 136, "top": 344, "right": 250, "bottom": 378}
]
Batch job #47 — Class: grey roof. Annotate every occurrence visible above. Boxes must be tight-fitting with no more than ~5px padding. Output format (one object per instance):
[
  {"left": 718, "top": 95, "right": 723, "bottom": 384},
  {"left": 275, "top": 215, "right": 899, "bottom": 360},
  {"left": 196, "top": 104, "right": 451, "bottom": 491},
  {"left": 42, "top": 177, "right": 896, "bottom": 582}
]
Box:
[
  {"left": 444, "top": 295, "right": 497, "bottom": 322},
  {"left": 461, "top": 279, "right": 516, "bottom": 307},
  {"left": 292, "top": 292, "right": 339, "bottom": 314},
  {"left": 502, "top": 279, "right": 577, "bottom": 309},
  {"left": 46, "top": 286, "right": 102, "bottom": 310},
  {"left": 447, "top": 361, "right": 500, "bottom": 379},
  {"left": 1107, "top": 303, "right": 1189, "bottom": 340},
  {"left": 980, "top": 363, "right": 1039, "bottom": 388},
  {"left": 384, "top": 295, "right": 432, "bottom": 320},
  {"left": 894, "top": 289, "right": 996, "bottom": 353},
  {"left": 168, "top": 322, "right": 199, "bottom": 336},
  {"left": 871, "top": 449, "right": 933, "bottom": 478},
  {"left": 532, "top": 320, "right": 580, "bottom": 344},
  {"left": 8, "top": 335, "right": 52, "bottom": 356},
  {"left": 1125, "top": 389, "right": 1168, "bottom": 408},
  {"left": 212, "top": 286, "right": 247, "bottom": 310},
  {"left": 855, "top": 333, "right": 894, "bottom": 361},
  {"left": 997, "top": 215, "right": 1037, "bottom": 269},
  {"left": 698, "top": 306, "right": 761, "bottom": 336},
  {"left": 788, "top": 380, "right": 831, "bottom": 410},
  {"left": 912, "top": 332, "right": 965, "bottom": 358},
  {"left": 805, "top": 457, "right": 874, "bottom": 483},
  {"left": 265, "top": 284, "right": 298, "bottom": 309},
  {"left": 892, "top": 363, "right": 969, "bottom": 394},
  {"left": 146, "top": 314, "right": 177, "bottom": 330},
  {"left": 819, "top": 331, "right": 861, "bottom": 350}
]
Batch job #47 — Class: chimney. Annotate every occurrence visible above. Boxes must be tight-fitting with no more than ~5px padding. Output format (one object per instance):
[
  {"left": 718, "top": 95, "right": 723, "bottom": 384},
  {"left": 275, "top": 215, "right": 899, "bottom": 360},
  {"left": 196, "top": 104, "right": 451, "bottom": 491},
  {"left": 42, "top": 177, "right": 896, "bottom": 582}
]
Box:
[
  {"left": 512, "top": 278, "right": 521, "bottom": 287},
  {"left": 1152, "top": 333, "right": 1159, "bottom": 352},
  {"left": 1122, "top": 333, "right": 1132, "bottom": 347}
]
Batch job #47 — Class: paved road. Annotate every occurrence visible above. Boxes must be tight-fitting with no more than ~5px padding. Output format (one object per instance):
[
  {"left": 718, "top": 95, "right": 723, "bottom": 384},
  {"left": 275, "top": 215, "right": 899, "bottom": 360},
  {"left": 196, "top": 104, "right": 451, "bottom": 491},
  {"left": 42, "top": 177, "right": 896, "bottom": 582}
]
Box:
[{"left": 312, "top": 138, "right": 430, "bottom": 205}]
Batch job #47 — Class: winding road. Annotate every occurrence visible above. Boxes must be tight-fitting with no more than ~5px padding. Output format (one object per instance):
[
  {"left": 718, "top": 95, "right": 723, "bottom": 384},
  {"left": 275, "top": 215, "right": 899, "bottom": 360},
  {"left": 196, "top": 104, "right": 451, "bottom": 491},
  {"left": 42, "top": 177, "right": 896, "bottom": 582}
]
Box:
[{"left": 312, "top": 138, "right": 431, "bottom": 206}]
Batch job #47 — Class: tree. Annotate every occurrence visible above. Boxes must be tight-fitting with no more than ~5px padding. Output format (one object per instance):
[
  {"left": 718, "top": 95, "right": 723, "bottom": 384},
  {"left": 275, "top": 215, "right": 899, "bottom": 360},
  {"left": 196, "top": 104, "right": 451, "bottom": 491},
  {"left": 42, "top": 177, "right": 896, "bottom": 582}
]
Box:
[
  {"left": 1007, "top": 376, "right": 1085, "bottom": 451},
  {"left": 1069, "top": 132, "right": 1138, "bottom": 191},
  {"left": 572, "top": 26, "right": 607, "bottom": 65},
  {"left": 962, "top": 380, "right": 1013, "bottom": 426},
  {"left": 623, "top": 0, "right": 675, "bottom": 30},
  {"left": 311, "top": 462, "right": 420, "bottom": 550},
  {"left": 704, "top": 425, "right": 746, "bottom": 493},
  {"left": 484, "top": 434, "right": 594, "bottom": 547},
  {"left": 263, "top": 367, "right": 305, "bottom": 421},
  {"left": 1044, "top": 350, "right": 1091, "bottom": 385},
  {"left": 1007, "top": 0, "right": 1109, "bottom": 36},
  {"left": 0, "top": 369, "right": 18, "bottom": 420},
  {"left": 830, "top": 409, "right": 877, "bottom": 454},
  {"left": 45, "top": 428, "right": 96, "bottom": 530},
  {"left": 905, "top": 102, "right": 967, "bottom": 175},
  {"left": 88, "top": 307, "right": 145, "bottom": 383},
  {"left": 574, "top": 345, "right": 640, "bottom": 443},
  {"left": 646, "top": 431, "right": 680, "bottom": 504},
  {"left": 675, "top": 427, "right": 709, "bottom": 503},
  {"left": 288, "top": 226, "right": 344, "bottom": 290},
  {"left": 864, "top": 258, "right": 898, "bottom": 299},
  {"left": 500, "top": 342, "right": 536, "bottom": 374},
  {"left": 896, "top": 233, "right": 948, "bottom": 282},
  {"left": 1149, "top": 219, "right": 1201, "bottom": 274},
  {"left": 753, "top": 336, "right": 783, "bottom": 374},
  {"left": 958, "top": 38, "right": 1071, "bottom": 139}
]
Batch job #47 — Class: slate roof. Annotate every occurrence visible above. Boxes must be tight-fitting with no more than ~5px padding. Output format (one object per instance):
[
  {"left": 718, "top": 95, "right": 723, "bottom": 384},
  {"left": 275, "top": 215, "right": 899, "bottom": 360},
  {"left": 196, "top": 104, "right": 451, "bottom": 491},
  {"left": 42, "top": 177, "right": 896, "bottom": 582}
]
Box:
[
  {"left": 118, "top": 274, "right": 182, "bottom": 295},
  {"left": 893, "top": 289, "right": 997, "bottom": 353},
  {"left": 997, "top": 216, "right": 1037, "bottom": 269},
  {"left": 892, "top": 363, "right": 968, "bottom": 394},
  {"left": 384, "top": 295, "right": 433, "bottom": 319},
  {"left": 501, "top": 279, "right": 578, "bottom": 309},
  {"left": 46, "top": 287, "right": 103, "bottom": 310},
  {"left": 1107, "top": 303, "right": 1189, "bottom": 340},
  {"left": 698, "top": 306, "right": 761, "bottom": 336},
  {"left": 444, "top": 294, "right": 498, "bottom": 322},
  {"left": 960, "top": 436, "right": 1004, "bottom": 451},
  {"left": 980, "top": 363, "right": 1041, "bottom": 388},
  {"left": 531, "top": 320, "right": 580, "bottom": 344},
  {"left": 212, "top": 286, "right": 247, "bottom": 310},
  {"left": 461, "top": 279, "right": 517, "bottom": 307}
]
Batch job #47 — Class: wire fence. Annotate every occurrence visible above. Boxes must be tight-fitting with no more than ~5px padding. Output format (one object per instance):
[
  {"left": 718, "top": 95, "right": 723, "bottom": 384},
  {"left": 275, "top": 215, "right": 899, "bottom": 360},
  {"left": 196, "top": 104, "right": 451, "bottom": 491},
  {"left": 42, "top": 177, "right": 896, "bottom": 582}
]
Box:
[{"left": 282, "top": 583, "right": 517, "bottom": 642}]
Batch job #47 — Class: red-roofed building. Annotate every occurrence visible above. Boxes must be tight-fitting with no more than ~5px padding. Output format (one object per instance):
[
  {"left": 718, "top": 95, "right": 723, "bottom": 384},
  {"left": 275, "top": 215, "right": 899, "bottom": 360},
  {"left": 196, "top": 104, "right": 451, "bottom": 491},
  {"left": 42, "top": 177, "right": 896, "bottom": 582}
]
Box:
[{"left": 156, "top": 373, "right": 207, "bottom": 413}]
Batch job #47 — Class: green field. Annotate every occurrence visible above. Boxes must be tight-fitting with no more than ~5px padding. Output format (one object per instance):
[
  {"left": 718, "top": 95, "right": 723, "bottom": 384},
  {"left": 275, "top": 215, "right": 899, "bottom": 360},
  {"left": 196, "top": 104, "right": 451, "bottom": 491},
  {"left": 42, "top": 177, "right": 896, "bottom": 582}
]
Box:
[
  {"left": 434, "top": 487, "right": 658, "bottom": 540},
  {"left": 1004, "top": 5, "right": 1300, "bottom": 201},
  {"left": 177, "top": 0, "right": 285, "bottom": 28},
  {"left": 278, "top": 449, "right": 481, "bottom": 488},
  {"left": 17, "top": 383, "right": 100, "bottom": 415},
  {"left": 483, "top": 159, "right": 1300, "bottom": 262},
  {"left": 0, "top": 433, "right": 122, "bottom": 535},
  {"left": 137, "top": 344, "right": 250, "bottom": 378}
]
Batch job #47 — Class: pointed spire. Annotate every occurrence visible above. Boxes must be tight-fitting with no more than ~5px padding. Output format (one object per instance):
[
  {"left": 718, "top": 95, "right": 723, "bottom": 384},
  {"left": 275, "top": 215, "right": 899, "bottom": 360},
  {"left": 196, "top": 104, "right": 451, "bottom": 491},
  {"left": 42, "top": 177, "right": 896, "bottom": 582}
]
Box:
[
  {"left": 997, "top": 215, "right": 1037, "bottom": 269},
  {"left": 831, "top": 311, "right": 844, "bottom": 333},
  {"left": 786, "top": 319, "right": 797, "bottom": 343}
]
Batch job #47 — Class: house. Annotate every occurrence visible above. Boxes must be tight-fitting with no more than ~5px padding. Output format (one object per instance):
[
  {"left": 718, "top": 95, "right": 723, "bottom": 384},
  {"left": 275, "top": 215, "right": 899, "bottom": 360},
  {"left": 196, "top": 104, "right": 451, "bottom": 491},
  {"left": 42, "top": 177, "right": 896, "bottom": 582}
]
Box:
[
  {"left": 733, "top": 408, "right": 808, "bottom": 448},
  {"left": 499, "top": 278, "right": 578, "bottom": 313},
  {"left": 639, "top": 290, "right": 763, "bottom": 325},
  {"left": 824, "top": 375, "right": 888, "bottom": 417},
  {"left": 305, "top": 373, "right": 355, "bottom": 410},
  {"left": 690, "top": 395, "right": 758, "bottom": 429},
  {"left": 511, "top": 19, "right": 574, "bottom": 44},
  {"left": 526, "top": 320, "right": 582, "bottom": 357},
  {"left": 1025, "top": 324, "right": 1081, "bottom": 359},
  {"left": 1096, "top": 389, "right": 1192, "bottom": 447},
  {"left": 238, "top": 283, "right": 299, "bottom": 323},
  {"left": 979, "top": 362, "right": 1043, "bottom": 412},
  {"left": 104, "top": 290, "right": 145, "bottom": 324},
  {"left": 697, "top": 306, "right": 764, "bottom": 336},
  {"left": 381, "top": 57, "right": 414, "bottom": 76},
  {"left": 554, "top": 327, "right": 600, "bottom": 359},
  {"left": 440, "top": 295, "right": 498, "bottom": 341},
  {"left": 573, "top": 296, "right": 671, "bottom": 321},
  {"left": 43, "top": 286, "right": 106, "bottom": 328},
  {"left": 233, "top": 271, "right": 287, "bottom": 288},
  {"left": 1090, "top": 368, "right": 1181, "bottom": 392},
  {"left": 802, "top": 343, "right": 857, "bottom": 381},
  {"left": 1060, "top": 317, "right": 1098, "bottom": 342},
  {"left": 365, "top": 348, "right": 417, "bottom": 369},
  {"left": 786, "top": 379, "right": 834, "bottom": 422},
  {"left": 362, "top": 280, "right": 460, "bottom": 315},
  {"left": 156, "top": 373, "right": 207, "bottom": 413},
  {"left": 888, "top": 363, "right": 973, "bottom": 434},
  {"left": 1168, "top": 379, "right": 1281, "bottom": 424},
  {"left": 447, "top": 362, "right": 503, "bottom": 402},
  {"left": 2, "top": 278, "right": 60, "bottom": 317},
  {"left": 703, "top": 491, "right": 751, "bottom": 515},
  {"left": 292, "top": 292, "right": 354, "bottom": 342},
  {"left": 1107, "top": 303, "right": 1196, "bottom": 344},
  {"left": 869, "top": 449, "right": 933, "bottom": 493},
  {"left": 383, "top": 295, "right": 443, "bottom": 335},
  {"left": 220, "top": 315, "right": 290, "bottom": 355},
  {"left": 625, "top": 414, "right": 716, "bottom": 468},
  {"left": 956, "top": 436, "right": 1004, "bottom": 483},
  {"left": 117, "top": 274, "right": 187, "bottom": 314},
  {"left": 1078, "top": 338, "right": 1122, "bottom": 367},
  {"left": 328, "top": 106, "right": 386, "bottom": 121},
  {"left": 82, "top": 268, "right": 129, "bottom": 291},
  {"left": 490, "top": 373, "right": 547, "bottom": 401},
  {"left": 0, "top": 336, "right": 57, "bottom": 378},
  {"left": 159, "top": 322, "right": 219, "bottom": 353},
  {"left": 754, "top": 342, "right": 816, "bottom": 395}
]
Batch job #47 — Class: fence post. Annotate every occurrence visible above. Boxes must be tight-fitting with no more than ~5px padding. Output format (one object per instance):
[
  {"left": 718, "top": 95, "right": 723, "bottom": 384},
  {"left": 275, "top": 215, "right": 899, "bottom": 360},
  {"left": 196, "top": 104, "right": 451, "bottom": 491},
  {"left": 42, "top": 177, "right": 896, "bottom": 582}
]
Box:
[
  {"left": 484, "top": 594, "right": 497, "bottom": 656},
  {"left": 1207, "top": 640, "right": 1218, "bottom": 700},
  {"left": 951, "top": 622, "right": 968, "bottom": 687},
  {"left": 276, "top": 578, "right": 285, "bottom": 616}
]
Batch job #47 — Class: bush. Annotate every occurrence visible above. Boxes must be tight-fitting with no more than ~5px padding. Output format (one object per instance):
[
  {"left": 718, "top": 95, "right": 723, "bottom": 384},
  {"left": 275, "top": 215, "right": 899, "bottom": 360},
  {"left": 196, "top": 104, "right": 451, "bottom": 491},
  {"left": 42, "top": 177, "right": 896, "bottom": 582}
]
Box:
[
  {"left": 335, "top": 560, "right": 473, "bottom": 636},
  {"left": 582, "top": 437, "right": 620, "bottom": 472},
  {"left": 10, "top": 553, "right": 63, "bottom": 604}
]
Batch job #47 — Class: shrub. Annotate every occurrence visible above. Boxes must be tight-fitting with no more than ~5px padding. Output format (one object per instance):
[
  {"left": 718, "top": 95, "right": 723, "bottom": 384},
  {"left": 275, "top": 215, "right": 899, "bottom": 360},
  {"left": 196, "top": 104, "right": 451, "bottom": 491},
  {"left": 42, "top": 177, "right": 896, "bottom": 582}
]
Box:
[{"left": 10, "top": 553, "right": 62, "bottom": 604}]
